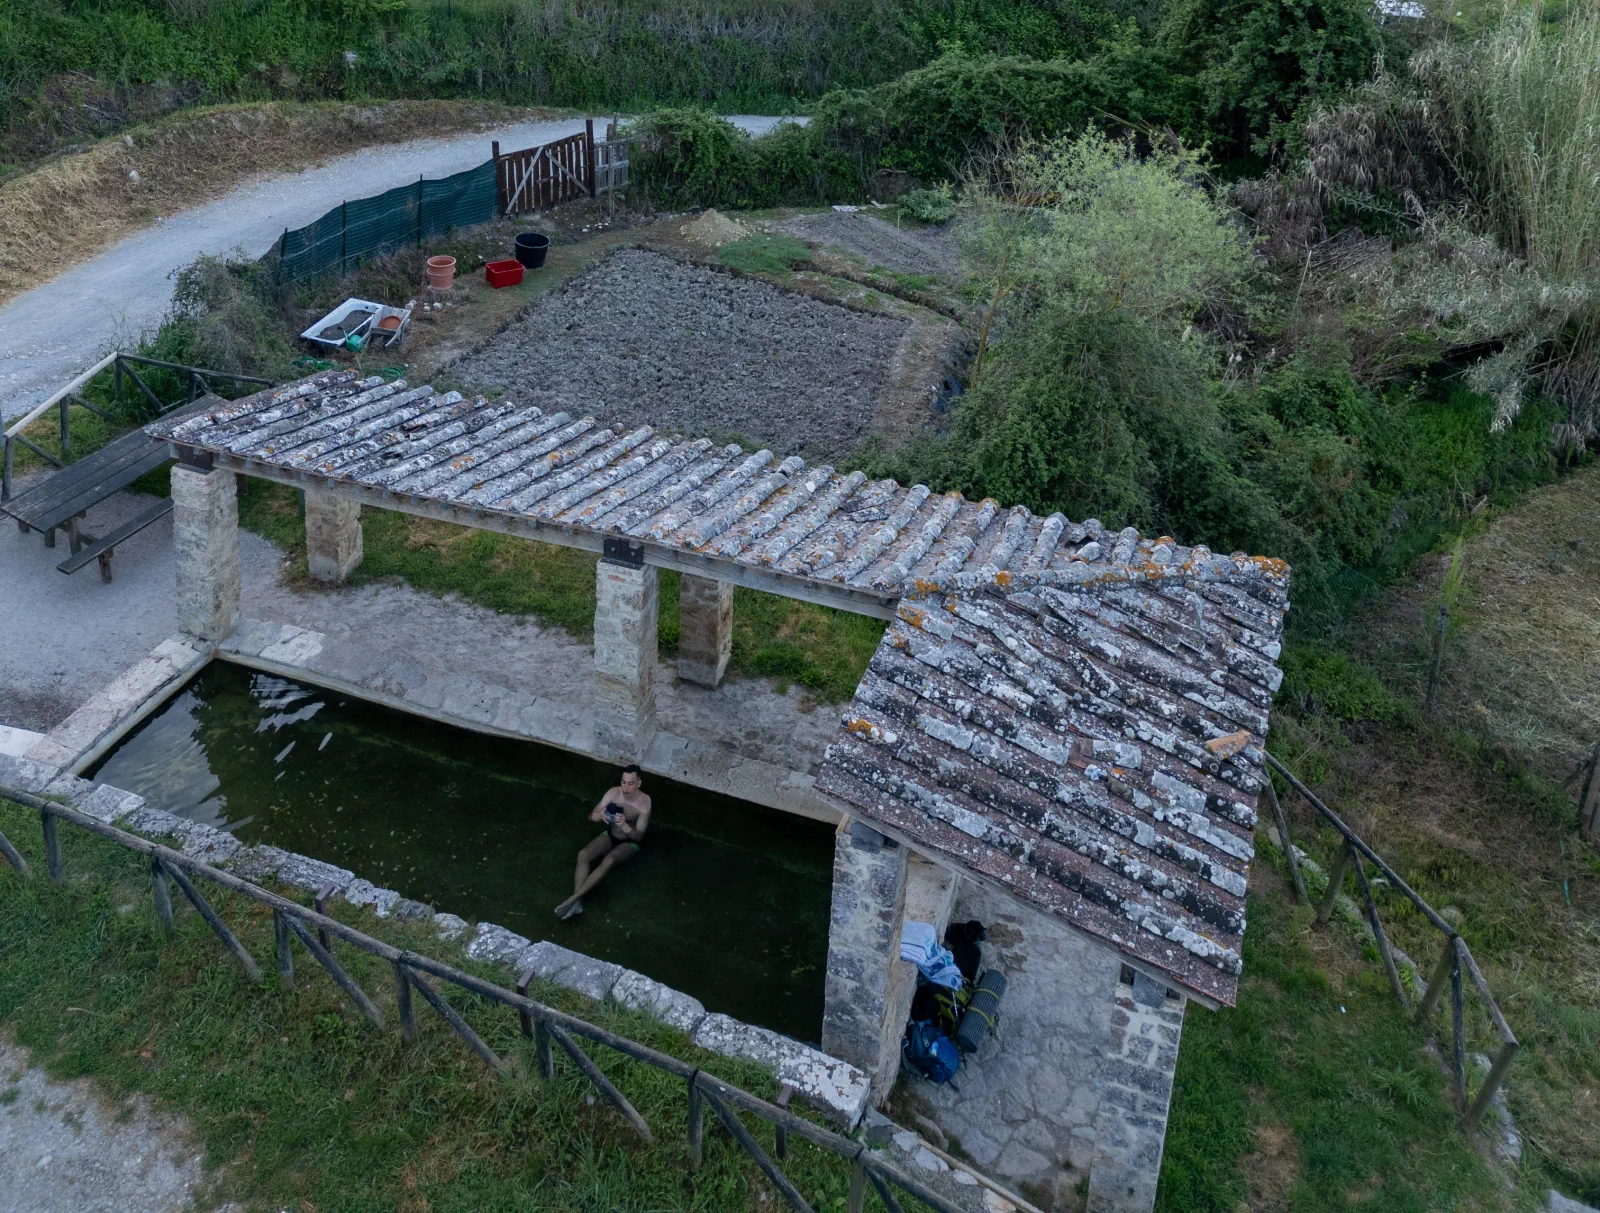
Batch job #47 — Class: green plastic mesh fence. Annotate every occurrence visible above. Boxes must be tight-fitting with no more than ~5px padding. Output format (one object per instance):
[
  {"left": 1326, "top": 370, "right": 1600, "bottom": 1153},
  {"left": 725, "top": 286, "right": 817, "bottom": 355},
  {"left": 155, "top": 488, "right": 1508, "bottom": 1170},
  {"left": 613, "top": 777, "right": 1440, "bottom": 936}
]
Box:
[{"left": 276, "top": 161, "right": 498, "bottom": 284}]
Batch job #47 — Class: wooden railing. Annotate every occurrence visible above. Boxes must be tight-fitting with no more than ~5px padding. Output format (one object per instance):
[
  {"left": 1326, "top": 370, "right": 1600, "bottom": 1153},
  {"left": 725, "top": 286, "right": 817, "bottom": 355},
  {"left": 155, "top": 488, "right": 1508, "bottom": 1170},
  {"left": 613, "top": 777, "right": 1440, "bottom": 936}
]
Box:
[
  {"left": 2, "top": 353, "right": 274, "bottom": 501},
  {"left": 0, "top": 786, "right": 964, "bottom": 1213},
  {"left": 1263, "top": 754, "right": 1519, "bottom": 1128}
]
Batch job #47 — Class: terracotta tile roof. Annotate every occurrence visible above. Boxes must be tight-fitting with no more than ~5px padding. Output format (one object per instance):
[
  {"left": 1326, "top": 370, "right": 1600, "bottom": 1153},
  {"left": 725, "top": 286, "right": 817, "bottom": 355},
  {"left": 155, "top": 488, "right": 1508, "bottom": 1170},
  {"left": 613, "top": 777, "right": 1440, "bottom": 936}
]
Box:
[
  {"left": 814, "top": 560, "right": 1289, "bottom": 1008},
  {"left": 149, "top": 370, "right": 1286, "bottom": 618}
]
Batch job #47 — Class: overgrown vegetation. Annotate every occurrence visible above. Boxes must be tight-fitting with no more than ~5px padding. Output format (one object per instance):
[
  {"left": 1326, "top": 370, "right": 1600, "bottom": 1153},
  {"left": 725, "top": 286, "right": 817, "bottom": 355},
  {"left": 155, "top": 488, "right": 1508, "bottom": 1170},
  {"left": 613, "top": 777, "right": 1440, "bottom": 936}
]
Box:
[
  {"left": 0, "top": 0, "right": 1154, "bottom": 169},
  {"left": 0, "top": 797, "right": 906, "bottom": 1211}
]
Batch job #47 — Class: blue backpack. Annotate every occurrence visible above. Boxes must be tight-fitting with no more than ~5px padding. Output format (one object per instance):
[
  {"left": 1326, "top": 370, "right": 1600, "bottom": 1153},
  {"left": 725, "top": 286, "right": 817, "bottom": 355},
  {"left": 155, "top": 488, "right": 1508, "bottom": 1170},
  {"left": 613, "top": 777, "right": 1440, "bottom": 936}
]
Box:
[{"left": 903, "top": 1019, "right": 960, "bottom": 1084}]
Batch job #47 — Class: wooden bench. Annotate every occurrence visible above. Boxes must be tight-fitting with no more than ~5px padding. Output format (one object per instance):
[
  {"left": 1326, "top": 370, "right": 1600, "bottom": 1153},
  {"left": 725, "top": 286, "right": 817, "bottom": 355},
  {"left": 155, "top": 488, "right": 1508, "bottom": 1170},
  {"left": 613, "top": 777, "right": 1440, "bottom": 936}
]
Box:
[
  {"left": 55, "top": 497, "right": 174, "bottom": 582},
  {"left": 2, "top": 393, "right": 222, "bottom": 583}
]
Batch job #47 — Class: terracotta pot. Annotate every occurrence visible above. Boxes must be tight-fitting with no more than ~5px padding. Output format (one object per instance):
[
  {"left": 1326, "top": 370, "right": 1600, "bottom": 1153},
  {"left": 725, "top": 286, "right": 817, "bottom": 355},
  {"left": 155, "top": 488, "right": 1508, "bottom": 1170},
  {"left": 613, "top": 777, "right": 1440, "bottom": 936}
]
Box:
[{"left": 426, "top": 255, "right": 456, "bottom": 290}]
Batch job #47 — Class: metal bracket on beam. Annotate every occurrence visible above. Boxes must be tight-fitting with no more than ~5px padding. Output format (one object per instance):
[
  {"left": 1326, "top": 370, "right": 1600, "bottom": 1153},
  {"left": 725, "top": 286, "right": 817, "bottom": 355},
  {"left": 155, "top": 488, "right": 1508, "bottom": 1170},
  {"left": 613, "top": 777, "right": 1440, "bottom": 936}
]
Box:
[{"left": 602, "top": 537, "right": 644, "bottom": 568}]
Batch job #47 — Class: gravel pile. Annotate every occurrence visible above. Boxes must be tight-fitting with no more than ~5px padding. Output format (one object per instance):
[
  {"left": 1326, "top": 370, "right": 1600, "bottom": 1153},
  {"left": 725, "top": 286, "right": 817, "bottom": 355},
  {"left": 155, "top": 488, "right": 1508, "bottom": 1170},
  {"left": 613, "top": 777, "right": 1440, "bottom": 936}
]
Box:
[
  {"left": 452, "top": 248, "right": 909, "bottom": 461},
  {"left": 777, "top": 211, "right": 961, "bottom": 278}
]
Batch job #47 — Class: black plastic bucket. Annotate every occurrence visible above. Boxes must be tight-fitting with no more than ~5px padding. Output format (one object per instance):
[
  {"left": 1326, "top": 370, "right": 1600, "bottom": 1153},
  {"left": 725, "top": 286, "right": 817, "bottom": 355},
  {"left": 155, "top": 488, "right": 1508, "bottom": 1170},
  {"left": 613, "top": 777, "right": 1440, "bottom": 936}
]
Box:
[{"left": 515, "top": 232, "right": 550, "bottom": 269}]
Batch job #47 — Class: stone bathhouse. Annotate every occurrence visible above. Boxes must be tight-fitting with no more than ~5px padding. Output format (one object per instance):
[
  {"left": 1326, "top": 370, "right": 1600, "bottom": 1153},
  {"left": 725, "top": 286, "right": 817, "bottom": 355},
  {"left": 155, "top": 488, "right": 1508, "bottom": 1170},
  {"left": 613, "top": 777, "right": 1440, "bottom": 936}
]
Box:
[{"left": 144, "top": 371, "right": 1290, "bottom": 1212}]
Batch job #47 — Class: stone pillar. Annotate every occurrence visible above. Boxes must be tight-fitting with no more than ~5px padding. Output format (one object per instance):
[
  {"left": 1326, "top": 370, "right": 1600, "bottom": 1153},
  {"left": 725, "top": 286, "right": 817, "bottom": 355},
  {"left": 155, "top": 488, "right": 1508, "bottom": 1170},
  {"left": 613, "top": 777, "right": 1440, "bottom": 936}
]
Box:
[
  {"left": 677, "top": 573, "right": 733, "bottom": 687},
  {"left": 171, "top": 463, "right": 241, "bottom": 643},
  {"left": 869, "top": 853, "right": 957, "bottom": 1103},
  {"left": 593, "top": 558, "right": 658, "bottom": 762},
  {"left": 821, "top": 818, "right": 909, "bottom": 1098},
  {"left": 1087, "top": 972, "right": 1187, "bottom": 1213},
  {"left": 305, "top": 489, "right": 363, "bottom": 583}
]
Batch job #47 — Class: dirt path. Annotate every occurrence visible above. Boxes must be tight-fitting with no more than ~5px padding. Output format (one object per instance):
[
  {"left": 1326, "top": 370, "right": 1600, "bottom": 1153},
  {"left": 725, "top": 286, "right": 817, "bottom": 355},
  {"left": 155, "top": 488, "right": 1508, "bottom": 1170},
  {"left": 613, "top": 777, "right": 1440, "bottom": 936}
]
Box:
[
  {"left": 0, "top": 115, "right": 796, "bottom": 423},
  {"left": 0, "top": 1041, "right": 208, "bottom": 1213}
]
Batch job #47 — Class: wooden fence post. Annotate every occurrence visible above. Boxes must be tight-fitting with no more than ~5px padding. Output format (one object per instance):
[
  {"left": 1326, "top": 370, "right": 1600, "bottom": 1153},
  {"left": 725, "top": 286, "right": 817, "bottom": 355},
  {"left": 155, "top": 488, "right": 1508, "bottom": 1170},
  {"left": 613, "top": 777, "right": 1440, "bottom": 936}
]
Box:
[
  {"left": 492, "top": 141, "right": 504, "bottom": 215},
  {"left": 847, "top": 1157, "right": 867, "bottom": 1213},
  {"left": 1316, "top": 840, "right": 1354, "bottom": 926},
  {"left": 1353, "top": 851, "right": 1409, "bottom": 1008},
  {"left": 686, "top": 1072, "right": 704, "bottom": 1170},
  {"left": 163, "top": 858, "right": 262, "bottom": 982},
  {"left": 585, "top": 119, "right": 596, "bottom": 197},
  {"left": 1427, "top": 605, "right": 1448, "bottom": 715},
  {"left": 1450, "top": 942, "right": 1467, "bottom": 1110},
  {"left": 1263, "top": 776, "right": 1305, "bottom": 902},
  {"left": 40, "top": 810, "right": 62, "bottom": 885},
  {"left": 394, "top": 961, "right": 417, "bottom": 1043},
  {"left": 0, "top": 822, "right": 31, "bottom": 877},
  {"left": 1414, "top": 936, "right": 1455, "bottom": 1023},
  {"left": 315, "top": 882, "right": 335, "bottom": 952},
  {"left": 1579, "top": 741, "right": 1600, "bottom": 842},
  {"left": 151, "top": 856, "right": 173, "bottom": 936},
  {"left": 274, "top": 909, "right": 295, "bottom": 990},
  {"left": 284, "top": 914, "right": 382, "bottom": 1025},
  {"left": 59, "top": 396, "right": 71, "bottom": 459}
]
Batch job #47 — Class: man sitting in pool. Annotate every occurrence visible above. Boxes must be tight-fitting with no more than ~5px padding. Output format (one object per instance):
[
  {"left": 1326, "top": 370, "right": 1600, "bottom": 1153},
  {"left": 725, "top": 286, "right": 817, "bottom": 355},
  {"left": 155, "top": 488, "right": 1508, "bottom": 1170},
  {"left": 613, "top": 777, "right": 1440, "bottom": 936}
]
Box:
[{"left": 555, "top": 763, "right": 651, "bottom": 920}]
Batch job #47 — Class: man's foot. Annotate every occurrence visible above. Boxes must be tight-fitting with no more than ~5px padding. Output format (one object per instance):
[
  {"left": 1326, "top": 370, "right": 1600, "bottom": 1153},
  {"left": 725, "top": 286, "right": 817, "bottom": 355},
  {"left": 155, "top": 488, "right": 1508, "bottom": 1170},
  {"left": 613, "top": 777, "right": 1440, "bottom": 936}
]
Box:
[{"left": 555, "top": 897, "right": 583, "bottom": 919}]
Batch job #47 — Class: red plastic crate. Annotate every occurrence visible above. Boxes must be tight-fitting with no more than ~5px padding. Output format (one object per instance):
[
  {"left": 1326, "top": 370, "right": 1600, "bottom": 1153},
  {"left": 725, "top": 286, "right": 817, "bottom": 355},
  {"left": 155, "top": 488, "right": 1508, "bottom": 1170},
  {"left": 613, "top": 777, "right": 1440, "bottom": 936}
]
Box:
[{"left": 484, "top": 259, "right": 523, "bottom": 289}]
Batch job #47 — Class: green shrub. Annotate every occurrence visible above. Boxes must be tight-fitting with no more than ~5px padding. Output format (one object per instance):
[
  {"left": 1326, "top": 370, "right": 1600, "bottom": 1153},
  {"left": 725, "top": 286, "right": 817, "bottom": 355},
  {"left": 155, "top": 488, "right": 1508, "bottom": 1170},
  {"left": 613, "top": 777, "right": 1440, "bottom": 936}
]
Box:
[
  {"left": 629, "top": 110, "right": 854, "bottom": 209},
  {"left": 898, "top": 183, "right": 956, "bottom": 222},
  {"left": 1156, "top": 0, "right": 1384, "bottom": 158}
]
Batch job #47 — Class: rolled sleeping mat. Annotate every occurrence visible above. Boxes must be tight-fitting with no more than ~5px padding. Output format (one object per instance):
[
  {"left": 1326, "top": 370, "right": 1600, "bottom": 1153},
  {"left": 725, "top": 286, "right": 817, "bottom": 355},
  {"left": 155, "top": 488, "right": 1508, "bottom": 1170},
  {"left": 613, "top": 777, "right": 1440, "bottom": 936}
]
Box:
[{"left": 954, "top": 969, "right": 1006, "bottom": 1053}]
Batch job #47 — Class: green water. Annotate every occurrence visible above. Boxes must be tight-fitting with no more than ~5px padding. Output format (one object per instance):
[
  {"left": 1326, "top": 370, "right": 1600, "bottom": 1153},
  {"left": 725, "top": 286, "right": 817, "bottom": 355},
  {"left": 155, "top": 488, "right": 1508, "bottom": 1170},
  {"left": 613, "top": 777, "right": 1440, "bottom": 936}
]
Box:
[{"left": 89, "top": 662, "right": 834, "bottom": 1041}]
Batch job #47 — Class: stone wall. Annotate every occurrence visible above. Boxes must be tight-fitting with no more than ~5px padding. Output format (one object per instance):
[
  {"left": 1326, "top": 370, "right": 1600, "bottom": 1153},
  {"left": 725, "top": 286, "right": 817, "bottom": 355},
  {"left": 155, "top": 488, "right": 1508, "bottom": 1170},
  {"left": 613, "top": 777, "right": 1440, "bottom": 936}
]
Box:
[
  {"left": 1086, "top": 973, "right": 1186, "bottom": 1213},
  {"left": 820, "top": 818, "right": 908, "bottom": 1087}
]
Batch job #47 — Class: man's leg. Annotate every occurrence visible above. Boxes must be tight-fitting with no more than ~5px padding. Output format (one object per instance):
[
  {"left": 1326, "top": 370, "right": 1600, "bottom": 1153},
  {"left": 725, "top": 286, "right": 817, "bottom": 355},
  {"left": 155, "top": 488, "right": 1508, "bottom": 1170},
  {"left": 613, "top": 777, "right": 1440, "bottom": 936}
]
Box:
[
  {"left": 557, "top": 835, "right": 613, "bottom": 917},
  {"left": 557, "top": 843, "right": 637, "bottom": 917}
]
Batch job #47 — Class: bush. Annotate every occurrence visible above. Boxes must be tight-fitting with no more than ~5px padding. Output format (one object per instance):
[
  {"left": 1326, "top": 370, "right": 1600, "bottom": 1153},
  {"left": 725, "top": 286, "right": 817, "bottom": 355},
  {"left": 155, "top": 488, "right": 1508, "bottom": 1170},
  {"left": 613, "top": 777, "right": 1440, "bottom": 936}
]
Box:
[
  {"left": 1156, "top": 0, "right": 1385, "bottom": 158},
  {"left": 628, "top": 110, "right": 854, "bottom": 209},
  {"left": 898, "top": 184, "right": 956, "bottom": 222}
]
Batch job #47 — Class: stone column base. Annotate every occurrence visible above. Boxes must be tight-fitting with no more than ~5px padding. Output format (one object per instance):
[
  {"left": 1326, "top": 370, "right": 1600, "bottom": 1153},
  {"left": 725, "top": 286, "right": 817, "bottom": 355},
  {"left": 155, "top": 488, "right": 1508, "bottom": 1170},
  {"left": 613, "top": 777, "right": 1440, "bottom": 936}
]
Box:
[
  {"left": 677, "top": 573, "right": 733, "bottom": 687},
  {"left": 593, "top": 559, "right": 658, "bottom": 762},
  {"left": 171, "top": 463, "right": 241, "bottom": 643},
  {"left": 305, "top": 489, "right": 363, "bottom": 583}
]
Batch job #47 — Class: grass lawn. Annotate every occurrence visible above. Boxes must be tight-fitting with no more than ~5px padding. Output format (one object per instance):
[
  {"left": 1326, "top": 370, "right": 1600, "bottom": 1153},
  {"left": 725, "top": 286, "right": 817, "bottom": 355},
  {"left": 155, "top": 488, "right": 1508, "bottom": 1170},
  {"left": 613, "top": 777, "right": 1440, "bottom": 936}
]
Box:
[
  {"left": 0, "top": 797, "right": 900, "bottom": 1212},
  {"left": 1157, "top": 627, "right": 1600, "bottom": 1211}
]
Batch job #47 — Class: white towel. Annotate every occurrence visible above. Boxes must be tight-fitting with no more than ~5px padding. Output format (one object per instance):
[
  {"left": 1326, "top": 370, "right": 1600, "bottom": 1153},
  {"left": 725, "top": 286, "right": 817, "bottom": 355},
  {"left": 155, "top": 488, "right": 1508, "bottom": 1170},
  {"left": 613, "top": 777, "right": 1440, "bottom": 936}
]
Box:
[{"left": 900, "top": 921, "right": 964, "bottom": 991}]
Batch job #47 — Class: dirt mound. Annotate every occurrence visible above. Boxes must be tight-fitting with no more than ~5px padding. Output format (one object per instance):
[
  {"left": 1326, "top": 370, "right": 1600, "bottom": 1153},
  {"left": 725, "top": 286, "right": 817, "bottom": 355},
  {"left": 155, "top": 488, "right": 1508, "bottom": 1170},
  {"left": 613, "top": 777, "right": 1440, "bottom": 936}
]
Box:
[
  {"left": 451, "top": 247, "right": 908, "bottom": 461},
  {"left": 679, "top": 208, "right": 748, "bottom": 249}
]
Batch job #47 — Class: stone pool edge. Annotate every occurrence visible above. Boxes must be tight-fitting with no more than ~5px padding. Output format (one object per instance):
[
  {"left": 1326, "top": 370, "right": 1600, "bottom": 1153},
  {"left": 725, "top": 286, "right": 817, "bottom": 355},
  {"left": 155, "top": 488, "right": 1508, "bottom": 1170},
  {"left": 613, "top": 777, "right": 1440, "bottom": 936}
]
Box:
[{"left": 0, "top": 749, "right": 870, "bottom": 1129}]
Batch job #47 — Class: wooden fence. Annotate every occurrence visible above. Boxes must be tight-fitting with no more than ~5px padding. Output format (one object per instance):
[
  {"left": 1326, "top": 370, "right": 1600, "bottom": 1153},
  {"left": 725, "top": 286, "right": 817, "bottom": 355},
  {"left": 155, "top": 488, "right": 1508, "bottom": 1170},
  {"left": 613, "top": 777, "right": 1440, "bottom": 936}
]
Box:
[
  {"left": 495, "top": 122, "right": 596, "bottom": 216},
  {"left": 1263, "top": 754, "right": 1519, "bottom": 1128},
  {"left": 2, "top": 353, "right": 274, "bottom": 502},
  {"left": 0, "top": 785, "right": 966, "bottom": 1213}
]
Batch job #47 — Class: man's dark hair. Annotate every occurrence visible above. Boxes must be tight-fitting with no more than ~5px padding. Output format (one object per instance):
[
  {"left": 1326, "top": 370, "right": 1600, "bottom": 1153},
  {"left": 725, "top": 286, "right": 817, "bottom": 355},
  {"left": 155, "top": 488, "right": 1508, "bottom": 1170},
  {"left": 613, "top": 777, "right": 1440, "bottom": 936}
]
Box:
[{"left": 621, "top": 763, "right": 642, "bottom": 777}]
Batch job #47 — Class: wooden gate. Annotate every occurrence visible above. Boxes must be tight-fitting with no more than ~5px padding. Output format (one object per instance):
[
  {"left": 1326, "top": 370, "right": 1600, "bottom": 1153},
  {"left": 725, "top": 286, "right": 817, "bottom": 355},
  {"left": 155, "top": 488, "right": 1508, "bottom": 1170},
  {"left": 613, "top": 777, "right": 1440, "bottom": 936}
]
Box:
[{"left": 495, "top": 122, "right": 596, "bottom": 216}]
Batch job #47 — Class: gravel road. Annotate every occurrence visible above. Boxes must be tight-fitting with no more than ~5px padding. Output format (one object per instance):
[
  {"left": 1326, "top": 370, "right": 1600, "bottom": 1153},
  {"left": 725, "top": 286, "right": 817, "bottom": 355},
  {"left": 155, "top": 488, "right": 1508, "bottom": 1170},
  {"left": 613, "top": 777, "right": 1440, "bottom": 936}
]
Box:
[
  {"left": 453, "top": 247, "right": 908, "bottom": 460},
  {"left": 0, "top": 115, "right": 797, "bottom": 423},
  {"left": 0, "top": 1041, "right": 206, "bottom": 1213}
]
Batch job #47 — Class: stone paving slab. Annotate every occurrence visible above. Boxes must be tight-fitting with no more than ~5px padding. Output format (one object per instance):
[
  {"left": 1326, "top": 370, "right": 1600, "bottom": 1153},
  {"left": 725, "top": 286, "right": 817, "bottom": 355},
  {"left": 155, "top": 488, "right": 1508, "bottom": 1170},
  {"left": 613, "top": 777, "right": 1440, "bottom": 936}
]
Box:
[{"left": 23, "top": 636, "right": 209, "bottom": 772}]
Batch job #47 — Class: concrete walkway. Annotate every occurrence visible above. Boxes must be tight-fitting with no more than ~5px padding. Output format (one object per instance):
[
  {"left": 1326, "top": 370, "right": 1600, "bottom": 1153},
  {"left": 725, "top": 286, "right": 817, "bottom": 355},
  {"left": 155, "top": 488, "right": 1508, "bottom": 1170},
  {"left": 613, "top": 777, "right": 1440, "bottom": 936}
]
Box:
[{"left": 0, "top": 114, "right": 797, "bottom": 422}]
